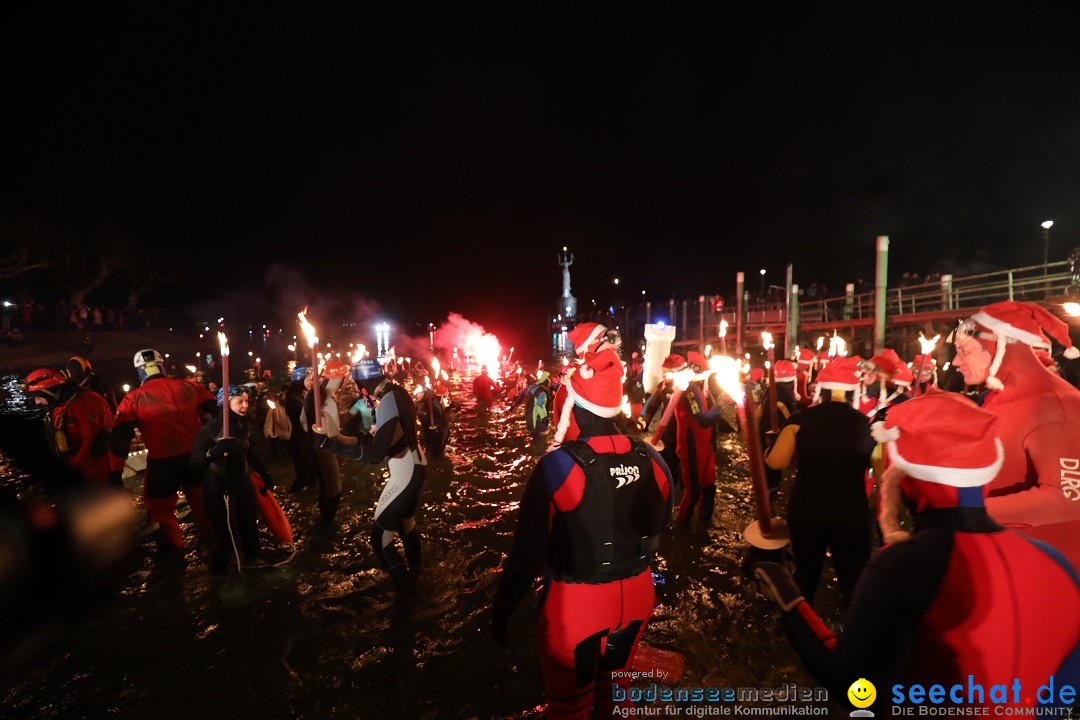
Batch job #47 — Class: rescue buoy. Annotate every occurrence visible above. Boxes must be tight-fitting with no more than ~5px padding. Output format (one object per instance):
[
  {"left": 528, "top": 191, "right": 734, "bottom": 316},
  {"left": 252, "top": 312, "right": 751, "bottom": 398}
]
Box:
[{"left": 249, "top": 471, "right": 293, "bottom": 545}]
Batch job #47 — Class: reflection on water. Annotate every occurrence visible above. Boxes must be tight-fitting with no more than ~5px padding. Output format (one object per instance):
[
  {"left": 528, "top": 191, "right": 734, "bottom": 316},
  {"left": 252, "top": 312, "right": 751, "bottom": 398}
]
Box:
[{"left": 0, "top": 370, "right": 844, "bottom": 719}]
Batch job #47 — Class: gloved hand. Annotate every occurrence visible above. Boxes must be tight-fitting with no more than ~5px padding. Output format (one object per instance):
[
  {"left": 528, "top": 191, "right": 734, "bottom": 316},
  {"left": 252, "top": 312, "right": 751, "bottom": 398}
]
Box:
[
  {"left": 207, "top": 438, "right": 238, "bottom": 460},
  {"left": 752, "top": 562, "right": 805, "bottom": 612}
]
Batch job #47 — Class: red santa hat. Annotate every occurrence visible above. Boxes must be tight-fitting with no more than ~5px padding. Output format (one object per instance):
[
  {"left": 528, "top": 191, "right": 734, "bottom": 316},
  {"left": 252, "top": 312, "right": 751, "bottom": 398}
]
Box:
[
  {"left": 969, "top": 301, "right": 1080, "bottom": 390},
  {"left": 891, "top": 362, "right": 913, "bottom": 387},
  {"left": 871, "top": 393, "right": 1003, "bottom": 488},
  {"left": 685, "top": 351, "right": 709, "bottom": 372},
  {"left": 567, "top": 322, "right": 609, "bottom": 356},
  {"left": 750, "top": 367, "right": 765, "bottom": 383},
  {"left": 553, "top": 348, "right": 624, "bottom": 444},
  {"left": 868, "top": 348, "right": 903, "bottom": 376},
  {"left": 812, "top": 356, "right": 863, "bottom": 405},
  {"left": 662, "top": 354, "right": 687, "bottom": 372},
  {"left": 773, "top": 359, "right": 797, "bottom": 382},
  {"left": 797, "top": 348, "right": 816, "bottom": 367}
]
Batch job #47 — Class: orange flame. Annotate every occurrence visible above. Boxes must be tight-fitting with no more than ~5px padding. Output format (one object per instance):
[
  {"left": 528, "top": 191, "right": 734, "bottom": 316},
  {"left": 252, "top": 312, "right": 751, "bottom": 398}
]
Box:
[
  {"left": 431, "top": 357, "right": 441, "bottom": 377},
  {"left": 297, "top": 308, "right": 318, "bottom": 348},
  {"left": 709, "top": 355, "right": 745, "bottom": 406},
  {"left": 267, "top": 399, "right": 276, "bottom": 410},
  {"left": 918, "top": 332, "right": 941, "bottom": 355},
  {"left": 761, "top": 331, "right": 774, "bottom": 350}
]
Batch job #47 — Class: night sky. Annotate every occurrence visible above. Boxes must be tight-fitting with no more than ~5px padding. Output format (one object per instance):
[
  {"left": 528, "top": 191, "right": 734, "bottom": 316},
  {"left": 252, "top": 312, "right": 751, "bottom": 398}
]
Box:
[{"left": 3, "top": 4, "right": 1080, "bottom": 340}]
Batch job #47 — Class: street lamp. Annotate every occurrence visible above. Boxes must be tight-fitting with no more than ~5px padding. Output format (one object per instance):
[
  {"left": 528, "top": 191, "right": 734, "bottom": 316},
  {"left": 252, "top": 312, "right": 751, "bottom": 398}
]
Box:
[
  {"left": 1042, "top": 220, "right": 1054, "bottom": 275},
  {"left": 759, "top": 268, "right": 767, "bottom": 296}
]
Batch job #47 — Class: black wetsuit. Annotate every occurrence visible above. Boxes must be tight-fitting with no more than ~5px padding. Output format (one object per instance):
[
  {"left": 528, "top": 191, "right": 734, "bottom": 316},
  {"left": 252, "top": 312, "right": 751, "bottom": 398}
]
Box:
[
  {"left": 781, "top": 400, "right": 874, "bottom": 604},
  {"left": 416, "top": 388, "right": 450, "bottom": 459},
  {"left": 318, "top": 382, "right": 427, "bottom": 589},
  {"left": 190, "top": 410, "right": 272, "bottom": 569},
  {"left": 285, "top": 380, "right": 313, "bottom": 492}
]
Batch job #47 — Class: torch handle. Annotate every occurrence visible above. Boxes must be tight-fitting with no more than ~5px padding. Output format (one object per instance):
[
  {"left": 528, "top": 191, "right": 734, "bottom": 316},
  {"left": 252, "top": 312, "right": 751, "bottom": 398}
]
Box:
[
  {"left": 767, "top": 349, "right": 779, "bottom": 431},
  {"left": 650, "top": 387, "right": 683, "bottom": 445},
  {"left": 741, "top": 389, "right": 774, "bottom": 534},
  {"left": 313, "top": 346, "right": 323, "bottom": 429},
  {"left": 221, "top": 355, "right": 229, "bottom": 439},
  {"left": 914, "top": 356, "right": 929, "bottom": 398}
]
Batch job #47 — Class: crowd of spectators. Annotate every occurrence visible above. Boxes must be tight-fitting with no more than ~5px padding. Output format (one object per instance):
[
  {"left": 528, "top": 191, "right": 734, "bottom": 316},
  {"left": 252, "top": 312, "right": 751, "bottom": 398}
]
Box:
[{"left": 0, "top": 300, "right": 174, "bottom": 347}]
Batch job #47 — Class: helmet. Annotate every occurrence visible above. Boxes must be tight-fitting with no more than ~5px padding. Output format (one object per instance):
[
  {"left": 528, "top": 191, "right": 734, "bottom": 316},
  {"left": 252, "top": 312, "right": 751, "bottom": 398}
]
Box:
[
  {"left": 352, "top": 358, "right": 384, "bottom": 383},
  {"left": 64, "top": 356, "right": 94, "bottom": 385},
  {"left": 134, "top": 349, "right": 165, "bottom": 384},
  {"left": 133, "top": 349, "right": 164, "bottom": 368},
  {"left": 323, "top": 360, "right": 350, "bottom": 380},
  {"left": 25, "top": 368, "right": 66, "bottom": 401},
  {"left": 291, "top": 365, "right": 309, "bottom": 382},
  {"left": 216, "top": 384, "right": 247, "bottom": 406}
]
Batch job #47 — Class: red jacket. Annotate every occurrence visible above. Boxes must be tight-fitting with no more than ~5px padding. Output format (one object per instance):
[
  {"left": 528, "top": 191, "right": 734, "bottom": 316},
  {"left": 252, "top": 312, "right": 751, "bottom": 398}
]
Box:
[
  {"left": 109, "top": 377, "right": 216, "bottom": 469},
  {"left": 54, "top": 388, "right": 112, "bottom": 484}
]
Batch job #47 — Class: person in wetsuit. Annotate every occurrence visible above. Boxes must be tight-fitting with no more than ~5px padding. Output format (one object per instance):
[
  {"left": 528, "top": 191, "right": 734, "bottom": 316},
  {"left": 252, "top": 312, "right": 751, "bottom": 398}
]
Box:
[
  {"left": 284, "top": 366, "right": 314, "bottom": 493},
  {"left": 25, "top": 367, "right": 113, "bottom": 487},
  {"left": 315, "top": 358, "right": 426, "bottom": 591},
  {"left": 754, "top": 393, "right": 1080, "bottom": 715},
  {"left": 758, "top": 359, "right": 799, "bottom": 501},
  {"left": 415, "top": 381, "right": 450, "bottom": 459},
  {"left": 765, "top": 356, "right": 874, "bottom": 606},
  {"left": 523, "top": 371, "right": 552, "bottom": 439},
  {"left": 635, "top": 353, "right": 686, "bottom": 489},
  {"left": 672, "top": 351, "right": 724, "bottom": 529},
  {"left": 491, "top": 323, "right": 674, "bottom": 720},
  {"left": 472, "top": 365, "right": 497, "bottom": 407},
  {"left": 300, "top": 360, "right": 352, "bottom": 525},
  {"left": 190, "top": 385, "right": 273, "bottom": 574},
  {"left": 109, "top": 349, "right": 217, "bottom": 550}
]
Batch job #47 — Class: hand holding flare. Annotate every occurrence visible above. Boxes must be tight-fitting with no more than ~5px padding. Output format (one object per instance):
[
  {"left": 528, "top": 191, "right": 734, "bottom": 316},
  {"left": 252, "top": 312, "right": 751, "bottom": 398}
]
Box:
[
  {"left": 914, "top": 332, "right": 940, "bottom": 397},
  {"left": 297, "top": 308, "right": 323, "bottom": 430}
]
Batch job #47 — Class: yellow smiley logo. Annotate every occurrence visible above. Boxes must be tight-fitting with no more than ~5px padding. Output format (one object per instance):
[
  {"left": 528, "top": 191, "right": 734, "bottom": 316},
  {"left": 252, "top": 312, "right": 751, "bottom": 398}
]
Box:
[{"left": 847, "top": 678, "right": 876, "bottom": 709}]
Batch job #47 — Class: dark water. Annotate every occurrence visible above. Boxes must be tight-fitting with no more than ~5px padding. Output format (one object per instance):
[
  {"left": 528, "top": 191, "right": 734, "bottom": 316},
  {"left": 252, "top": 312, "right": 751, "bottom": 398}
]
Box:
[{"left": 0, "top": 368, "right": 846, "bottom": 720}]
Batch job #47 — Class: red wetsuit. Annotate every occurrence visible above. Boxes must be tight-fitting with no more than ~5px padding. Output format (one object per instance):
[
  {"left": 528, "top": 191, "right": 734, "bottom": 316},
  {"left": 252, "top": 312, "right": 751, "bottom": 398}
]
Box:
[
  {"left": 979, "top": 345, "right": 1080, "bottom": 570},
  {"left": 110, "top": 376, "right": 217, "bottom": 547},
  {"left": 53, "top": 387, "right": 112, "bottom": 485},
  {"left": 473, "top": 373, "right": 496, "bottom": 405},
  {"left": 778, "top": 488, "right": 1080, "bottom": 715},
  {"left": 492, "top": 430, "right": 673, "bottom": 719},
  {"left": 674, "top": 381, "right": 721, "bottom": 525}
]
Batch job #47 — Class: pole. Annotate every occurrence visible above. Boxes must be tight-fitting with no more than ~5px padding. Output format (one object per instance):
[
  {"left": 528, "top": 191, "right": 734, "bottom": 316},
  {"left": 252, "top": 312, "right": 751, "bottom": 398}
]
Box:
[
  {"left": 786, "top": 281, "right": 798, "bottom": 357},
  {"left": 645, "top": 301, "right": 651, "bottom": 324},
  {"left": 669, "top": 298, "right": 676, "bottom": 328},
  {"left": 844, "top": 282, "right": 855, "bottom": 321},
  {"left": 784, "top": 265, "right": 793, "bottom": 356},
  {"left": 735, "top": 271, "right": 745, "bottom": 355},
  {"left": 1044, "top": 227, "right": 1050, "bottom": 276},
  {"left": 698, "top": 295, "right": 705, "bottom": 350},
  {"left": 874, "top": 235, "right": 889, "bottom": 355}
]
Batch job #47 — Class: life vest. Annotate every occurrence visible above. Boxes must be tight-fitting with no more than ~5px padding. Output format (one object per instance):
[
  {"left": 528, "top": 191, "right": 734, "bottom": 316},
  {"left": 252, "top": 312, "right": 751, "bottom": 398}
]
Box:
[
  {"left": 525, "top": 383, "right": 549, "bottom": 431},
  {"left": 548, "top": 439, "right": 665, "bottom": 583}
]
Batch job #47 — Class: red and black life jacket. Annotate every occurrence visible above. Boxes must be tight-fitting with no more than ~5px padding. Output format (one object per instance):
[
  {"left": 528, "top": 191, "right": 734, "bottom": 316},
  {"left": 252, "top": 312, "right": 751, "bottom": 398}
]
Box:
[{"left": 548, "top": 438, "right": 665, "bottom": 583}]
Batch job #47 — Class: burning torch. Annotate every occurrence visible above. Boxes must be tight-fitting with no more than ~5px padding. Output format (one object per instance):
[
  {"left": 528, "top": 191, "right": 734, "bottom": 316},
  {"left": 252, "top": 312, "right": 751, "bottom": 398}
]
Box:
[
  {"left": 914, "top": 331, "right": 940, "bottom": 397},
  {"left": 762, "top": 331, "right": 779, "bottom": 445},
  {"left": 711, "top": 356, "right": 790, "bottom": 550},
  {"left": 217, "top": 332, "right": 230, "bottom": 439},
  {"left": 648, "top": 369, "right": 694, "bottom": 450},
  {"left": 298, "top": 308, "right": 323, "bottom": 429}
]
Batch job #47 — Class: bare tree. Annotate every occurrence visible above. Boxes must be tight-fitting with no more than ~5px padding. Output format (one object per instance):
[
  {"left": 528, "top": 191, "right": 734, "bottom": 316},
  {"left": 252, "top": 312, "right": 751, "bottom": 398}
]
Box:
[{"left": 0, "top": 212, "right": 51, "bottom": 280}]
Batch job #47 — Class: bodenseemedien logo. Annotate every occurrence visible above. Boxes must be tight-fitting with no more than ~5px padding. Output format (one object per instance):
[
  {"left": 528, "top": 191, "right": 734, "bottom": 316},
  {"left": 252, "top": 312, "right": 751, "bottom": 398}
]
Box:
[{"left": 848, "top": 678, "right": 876, "bottom": 717}]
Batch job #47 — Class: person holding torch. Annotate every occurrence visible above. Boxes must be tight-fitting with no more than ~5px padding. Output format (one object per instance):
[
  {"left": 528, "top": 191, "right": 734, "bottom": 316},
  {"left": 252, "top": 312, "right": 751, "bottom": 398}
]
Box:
[{"left": 763, "top": 356, "right": 875, "bottom": 606}]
